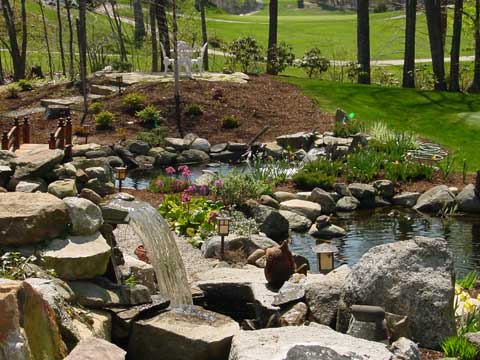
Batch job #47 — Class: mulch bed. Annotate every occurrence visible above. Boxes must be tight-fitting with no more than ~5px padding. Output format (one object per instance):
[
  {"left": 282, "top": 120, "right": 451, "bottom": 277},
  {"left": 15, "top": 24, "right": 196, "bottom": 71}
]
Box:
[{"left": 0, "top": 75, "right": 332, "bottom": 146}]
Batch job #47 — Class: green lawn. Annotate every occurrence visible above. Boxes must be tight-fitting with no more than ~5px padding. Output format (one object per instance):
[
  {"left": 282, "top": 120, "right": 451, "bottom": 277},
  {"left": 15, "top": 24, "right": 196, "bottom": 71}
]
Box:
[{"left": 284, "top": 77, "right": 480, "bottom": 169}]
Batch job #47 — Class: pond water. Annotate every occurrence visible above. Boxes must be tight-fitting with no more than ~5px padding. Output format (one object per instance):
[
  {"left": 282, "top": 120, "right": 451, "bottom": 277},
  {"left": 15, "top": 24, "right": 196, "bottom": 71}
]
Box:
[{"left": 290, "top": 207, "right": 480, "bottom": 278}]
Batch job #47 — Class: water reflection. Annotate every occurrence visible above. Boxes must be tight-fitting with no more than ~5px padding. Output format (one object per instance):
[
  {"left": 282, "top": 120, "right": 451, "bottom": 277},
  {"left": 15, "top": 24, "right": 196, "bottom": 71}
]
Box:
[{"left": 290, "top": 207, "right": 480, "bottom": 278}]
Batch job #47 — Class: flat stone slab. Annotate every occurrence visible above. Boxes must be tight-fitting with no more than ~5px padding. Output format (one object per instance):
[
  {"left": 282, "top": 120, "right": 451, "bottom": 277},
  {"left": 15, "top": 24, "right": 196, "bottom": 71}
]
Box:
[
  {"left": 40, "top": 94, "right": 104, "bottom": 108},
  {"left": 1, "top": 107, "right": 45, "bottom": 119},
  {"left": 102, "top": 71, "right": 250, "bottom": 85}
]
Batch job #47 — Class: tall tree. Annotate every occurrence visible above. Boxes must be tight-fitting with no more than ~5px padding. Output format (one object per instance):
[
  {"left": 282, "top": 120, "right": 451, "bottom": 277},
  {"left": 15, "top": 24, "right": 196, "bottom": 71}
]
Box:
[
  {"left": 266, "top": 0, "right": 278, "bottom": 75},
  {"left": 133, "top": 0, "right": 146, "bottom": 46},
  {"left": 150, "top": 2, "right": 159, "bottom": 72},
  {"left": 449, "top": 0, "right": 463, "bottom": 91},
  {"left": 77, "top": 0, "right": 89, "bottom": 123},
  {"left": 402, "top": 0, "right": 417, "bottom": 88},
  {"left": 470, "top": 0, "right": 480, "bottom": 92},
  {"left": 56, "top": 0, "right": 66, "bottom": 76},
  {"left": 1, "top": 0, "right": 27, "bottom": 81},
  {"left": 200, "top": 0, "right": 209, "bottom": 71},
  {"left": 103, "top": 0, "right": 128, "bottom": 62},
  {"left": 425, "top": 0, "right": 447, "bottom": 90},
  {"left": 156, "top": 0, "right": 170, "bottom": 71},
  {"left": 0, "top": 50, "right": 4, "bottom": 84},
  {"left": 356, "top": 0, "right": 370, "bottom": 84},
  {"left": 39, "top": 0, "right": 53, "bottom": 79},
  {"left": 65, "top": 0, "right": 75, "bottom": 80}
]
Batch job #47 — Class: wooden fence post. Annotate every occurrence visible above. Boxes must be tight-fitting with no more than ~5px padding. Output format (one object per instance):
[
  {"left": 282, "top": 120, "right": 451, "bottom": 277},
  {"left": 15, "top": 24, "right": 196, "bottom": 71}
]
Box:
[{"left": 22, "top": 117, "right": 30, "bottom": 144}]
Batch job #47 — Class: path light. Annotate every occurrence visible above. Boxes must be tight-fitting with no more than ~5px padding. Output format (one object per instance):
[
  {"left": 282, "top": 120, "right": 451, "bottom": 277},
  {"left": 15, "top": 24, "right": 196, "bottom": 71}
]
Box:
[
  {"left": 115, "top": 166, "right": 127, "bottom": 192},
  {"left": 314, "top": 242, "right": 338, "bottom": 274},
  {"left": 217, "top": 216, "right": 231, "bottom": 260},
  {"left": 116, "top": 75, "right": 124, "bottom": 94}
]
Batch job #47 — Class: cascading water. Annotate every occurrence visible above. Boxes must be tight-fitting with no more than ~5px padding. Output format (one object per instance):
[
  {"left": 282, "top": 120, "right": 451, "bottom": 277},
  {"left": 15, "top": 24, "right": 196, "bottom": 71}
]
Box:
[{"left": 110, "top": 199, "right": 192, "bottom": 305}]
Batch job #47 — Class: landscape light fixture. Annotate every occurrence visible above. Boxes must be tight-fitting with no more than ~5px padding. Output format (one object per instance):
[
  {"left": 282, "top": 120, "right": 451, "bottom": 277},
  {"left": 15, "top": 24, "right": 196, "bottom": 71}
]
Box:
[
  {"left": 115, "top": 166, "right": 127, "bottom": 192},
  {"left": 116, "top": 75, "right": 124, "bottom": 94},
  {"left": 314, "top": 242, "right": 338, "bottom": 274},
  {"left": 216, "top": 216, "right": 231, "bottom": 259}
]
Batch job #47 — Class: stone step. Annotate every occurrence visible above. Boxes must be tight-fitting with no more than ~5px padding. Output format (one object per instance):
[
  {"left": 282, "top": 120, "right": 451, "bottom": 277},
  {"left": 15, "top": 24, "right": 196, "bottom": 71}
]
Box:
[
  {"left": 40, "top": 94, "right": 104, "bottom": 108},
  {"left": 90, "top": 84, "right": 119, "bottom": 96}
]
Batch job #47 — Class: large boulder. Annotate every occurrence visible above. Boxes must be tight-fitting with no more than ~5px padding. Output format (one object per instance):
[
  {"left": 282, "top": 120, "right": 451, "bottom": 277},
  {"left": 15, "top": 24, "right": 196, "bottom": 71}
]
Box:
[
  {"left": 276, "top": 132, "right": 315, "bottom": 151},
  {"left": 373, "top": 180, "right": 395, "bottom": 199},
  {"left": 202, "top": 234, "right": 277, "bottom": 261},
  {"left": 274, "top": 191, "right": 297, "bottom": 203},
  {"left": 337, "top": 236, "right": 455, "bottom": 349},
  {"left": 177, "top": 149, "right": 210, "bottom": 164},
  {"left": 414, "top": 185, "right": 456, "bottom": 213},
  {"left": 48, "top": 179, "right": 78, "bottom": 199},
  {"left": 128, "top": 305, "right": 240, "bottom": 360},
  {"left": 72, "top": 143, "right": 102, "bottom": 157},
  {"left": 392, "top": 192, "right": 420, "bottom": 207},
  {"left": 228, "top": 325, "right": 397, "bottom": 360},
  {"left": 63, "top": 197, "right": 103, "bottom": 235},
  {"left": 65, "top": 337, "right": 125, "bottom": 360},
  {"left": 457, "top": 184, "right": 480, "bottom": 213},
  {"left": 251, "top": 205, "right": 289, "bottom": 242},
  {"left": 310, "top": 188, "right": 336, "bottom": 214},
  {"left": 279, "top": 199, "right": 321, "bottom": 221},
  {"left": 41, "top": 232, "right": 111, "bottom": 280},
  {"left": 305, "top": 265, "right": 350, "bottom": 327},
  {"left": 348, "top": 183, "right": 376, "bottom": 208},
  {"left": 0, "top": 280, "right": 67, "bottom": 359},
  {"left": 335, "top": 196, "right": 360, "bottom": 212},
  {"left": 279, "top": 210, "right": 311, "bottom": 232},
  {"left": 85, "top": 178, "right": 115, "bottom": 197},
  {"left": 0, "top": 149, "right": 16, "bottom": 166},
  {"left": 309, "top": 224, "right": 346, "bottom": 238},
  {"left": 0, "top": 192, "right": 69, "bottom": 246},
  {"left": 190, "top": 137, "right": 211, "bottom": 152},
  {"left": 12, "top": 148, "right": 64, "bottom": 179}
]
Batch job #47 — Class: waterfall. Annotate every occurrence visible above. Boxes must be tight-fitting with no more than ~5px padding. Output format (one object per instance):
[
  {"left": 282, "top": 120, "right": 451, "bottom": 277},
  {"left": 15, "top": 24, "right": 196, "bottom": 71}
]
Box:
[{"left": 110, "top": 199, "right": 192, "bottom": 305}]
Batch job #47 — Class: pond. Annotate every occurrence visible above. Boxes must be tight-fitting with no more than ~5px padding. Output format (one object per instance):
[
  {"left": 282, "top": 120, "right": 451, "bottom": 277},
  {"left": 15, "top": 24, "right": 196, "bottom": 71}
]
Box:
[{"left": 291, "top": 207, "right": 480, "bottom": 278}]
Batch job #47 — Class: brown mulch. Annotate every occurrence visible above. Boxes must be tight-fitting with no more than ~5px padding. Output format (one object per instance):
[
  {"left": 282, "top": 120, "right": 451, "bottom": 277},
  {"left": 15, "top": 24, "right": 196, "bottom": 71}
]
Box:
[
  {"left": 419, "top": 349, "right": 444, "bottom": 360},
  {"left": 0, "top": 75, "right": 332, "bottom": 146},
  {"left": 122, "top": 189, "right": 166, "bottom": 208}
]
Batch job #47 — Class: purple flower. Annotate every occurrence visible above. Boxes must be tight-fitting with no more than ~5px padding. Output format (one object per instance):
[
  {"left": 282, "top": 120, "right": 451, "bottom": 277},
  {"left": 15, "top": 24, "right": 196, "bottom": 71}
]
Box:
[
  {"left": 165, "top": 166, "right": 176, "bottom": 175},
  {"left": 208, "top": 211, "right": 219, "bottom": 224},
  {"left": 199, "top": 185, "right": 209, "bottom": 196},
  {"left": 181, "top": 191, "right": 191, "bottom": 203},
  {"left": 155, "top": 179, "right": 164, "bottom": 189},
  {"left": 186, "top": 185, "right": 197, "bottom": 194},
  {"left": 182, "top": 169, "right": 192, "bottom": 178},
  {"left": 177, "top": 165, "right": 189, "bottom": 172},
  {"left": 213, "top": 179, "right": 223, "bottom": 188}
]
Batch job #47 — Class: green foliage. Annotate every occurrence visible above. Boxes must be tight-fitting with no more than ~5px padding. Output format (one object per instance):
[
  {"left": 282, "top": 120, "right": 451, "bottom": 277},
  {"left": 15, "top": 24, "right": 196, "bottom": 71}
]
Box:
[
  {"left": 124, "top": 274, "right": 137, "bottom": 288},
  {"left": 267, "top": 41, "right": 295, "bottom": 74},
  {"left": 383, "top": 160, "right": 434, "bottom": 183},
  {"left": 185, "top": 103, "right": 203, "bottom": 117},
  {"left": 229, "top": 210, "right": 260, "bottom": 236},
  {"left": 345, "top": 149, "right": 383, "bottom": 182},
  {"left": 247, "top": 158, "right": 293, "bottom": 186},
  {"left": 226, "top": 36, "right": 263, "bottom": 73},
  {"left": 111, "top": 59, "right": 133, "bottom": 72},
  {"left": 292, "top": 171, "right": 336, "bottom": 190},
  {"left": 0, "top": 252, "right": 36, "bottom": 280},
  {"left": 95, "top": 111, "right": 115, "bottom": 130},
  {"left": 222, "top": 115, "right": 240, "bottom": 129},
  {"left": 17, "top": 79, "right": 33, "bottom": 91},
  {"left": 439, "top": 155, "right": 457, "bottom": 182},
  {"left": 441, "top": 336, "right": 478, "bottom": 360},
  {"left": 333, "top": 118, "right": 362, "bottom": 137},
  {"left": 123, "top": 93, "right": 146, "bottom": 114},
  {"left": 5, "top": 84, "right": 20, "bottom": 99},
  {"left": 159, "top": 194, "right": 224, "bottom": 247},
  {"left": 458, "top": 271, "right": 478, "bottom": 290},
  {"left": 136, "top": 105, "right": 161, "bottom": 126},
  {"left": 136, "top": 127, "right": 167, "bottom": 147},
  {"left": 90, "top": 101, "right": 103, "bottom": 114},
  {"left": 213, "top": 172, "right": 273, "bottom": 208},
  {"left": 296, "top": 48, "right": 330, "bottom": 78}
]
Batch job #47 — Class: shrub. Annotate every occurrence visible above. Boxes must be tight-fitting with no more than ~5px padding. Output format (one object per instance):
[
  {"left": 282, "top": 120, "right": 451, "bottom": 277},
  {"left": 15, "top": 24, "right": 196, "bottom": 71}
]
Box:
[
  {"left": 5, "top": 84, "right": 20, "bottom": 99},
  {"left": 333, "top": 118, "right": 362, "bottom": 137},
  {"left": 123, "top": 93, "right": 146, "bottom": 114},
  {"left": 111, "top": 59, "right": 133, "bottom": 72},
  {"left": 185, "top": 103, "right": 203, "bottom": 117},
  {"left": 90, "top": 101, "right": 103, "bottom": 114},
  {"left": 136, "top": 105, "right": 161, "bottom": 127},
  {"left": 222, "top": 115, "right": 240, "bottom": 129},
  {"left": 95, "top": 111, "right": 115, "bottom": 130},
  {"left": 212, "top": 172, "right": 272, "bottom": 207},
  {"left": 226, "top": 36, "right": 263, "bottom": 74},
  {"left": 296, "top": 48, "right": 330, "bottom": 78},
  {"left": 137, "top": 127, "right": 167, "bottom": 147},
  {"left": 17, "top": 79, "right": 33, "bottom": 91},
  {"left": 373, "top": 2, "right": 388, "bottom": 13},
  {"left": 441, "top": 336, "right": 478, "bottom": 360},
  {"left": 267, "top": 41, "right": 295, "bottom": 74},
  {"left": 292, "top": 172, "right": 335, "bottom": 190},
  {"left": 383, "top": 160, "right": 434, "bottom": 183}
]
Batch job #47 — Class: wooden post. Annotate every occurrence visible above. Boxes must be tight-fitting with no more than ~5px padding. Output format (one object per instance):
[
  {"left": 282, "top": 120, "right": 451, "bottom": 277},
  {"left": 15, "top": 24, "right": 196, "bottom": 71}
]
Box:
[
  {"left": 13, "top": 118, "right": 20, "bottom": 150},
  {"left": 58, "top": 119, "right": 65, "bottom": 149},
  {"left": 1, "top": 131, "right": 8, "bottom": 150},
  {"left": 65, "top": 117, "right": 72, "bottom": 146},
  {"left": 49, "top": 133, "right": 56, "bottom": 149},
  {"left": 22, "top": 117, "right": 30, "bottom": 144}
]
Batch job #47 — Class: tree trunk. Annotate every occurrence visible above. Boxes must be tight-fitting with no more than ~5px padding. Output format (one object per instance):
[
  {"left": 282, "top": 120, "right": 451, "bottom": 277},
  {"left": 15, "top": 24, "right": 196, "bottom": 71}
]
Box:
[
  {"left": 297, "top": 0, "right": 304, "bottom": 8},
  {"left": 39, "top": 0, "right": 54, "bottom": 79},
  {"left": 111, "top": 1, "right": 128, "bottom": 62},
  {"left": 56, "top": 0, "right": 66, "bottom": 76},
  {"left": 449, "top": 0, "right": 463, "bottom": 92},
  {"left": 66, "top": 0, "right": 75, "bottom": 81},
  {"left": 133, "top": 0, "right": 146, "bottom": 46},
  {"left": 172, "top": 0, "right": 183, "bottom": 137},
  {"left": 150, "top": 2, "right": 159, "bottom": 72},
  {"left": 357, "top": 0, "right": 370, "bottom": 84},
  {"left": 0, "top": 51, "right": 4, "bottom": 84},
  {"left": 402, "top": 0, "right": 416, "bottom": 88},
  {"left": 469, "top": 0, "right": 480, "bottom": 92},
  {"left": 200, "top": 0, "right": 209, "bottom": 71},
  {"left": 77, "top": 0, "right": 88, "bottom": 123},
  {"left": 156, "top": 0, "right": 170, "bottom": 56},
  {"left": 1, "top": 0, "right": 27, "bottom": 80},
  {"left": 425, "top": 0, "right": 447, "bottom": 90},
  {"left": 266, "top": 0, "right": 278, "bottom": 75},
  {"left": 441, "top": 0, "right": 448, "bottom": 48}
]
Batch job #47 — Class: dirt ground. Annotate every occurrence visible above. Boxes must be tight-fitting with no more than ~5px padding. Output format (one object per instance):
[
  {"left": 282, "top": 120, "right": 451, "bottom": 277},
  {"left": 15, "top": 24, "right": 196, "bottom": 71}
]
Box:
[{"left": 0, "top": 75, "right": 332, "bottom": 146}]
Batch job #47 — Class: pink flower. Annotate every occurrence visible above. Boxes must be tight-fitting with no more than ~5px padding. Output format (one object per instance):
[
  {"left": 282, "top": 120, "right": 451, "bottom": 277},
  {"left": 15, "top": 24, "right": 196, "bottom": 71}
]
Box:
[
  {"left": 165, "top": 166, "right": 176, "bottom": 175},
  {"left": 213, "top": 179, "right": 223, "bottom": 188},
  {"left": 178, "top": 165, "right": 189, "bottom": 172},
  {"left": 173, "top": 179, "right": 186, "bottom": 192},
  {"left": 155, "top": 179, "right": 164, "bottom": 189},
  {"left": 182, "top": 169, "right": 192, "bottom": 178},
  {"left": 181, "top": 191, "right": 191, "bottom": 203},
  {"left": 208, "top": 212, "right": 219, "bottom": 224},
  {"left": 199, "top": 185, "right": 209, "bottom": 196},
  {"left": 186, "top": 185, "right": 197, "bottom": 194}
]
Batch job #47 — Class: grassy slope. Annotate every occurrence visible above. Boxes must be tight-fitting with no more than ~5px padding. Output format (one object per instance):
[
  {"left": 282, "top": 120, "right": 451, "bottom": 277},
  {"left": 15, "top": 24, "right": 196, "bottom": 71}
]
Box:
[{"left": 284, "top": 77, "right": 480, "bottom": 169}]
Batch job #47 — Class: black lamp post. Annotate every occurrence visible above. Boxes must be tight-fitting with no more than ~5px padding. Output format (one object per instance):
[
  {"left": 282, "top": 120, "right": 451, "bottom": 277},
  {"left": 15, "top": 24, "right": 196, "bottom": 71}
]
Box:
[{"left": 116, "top": 75, "right": 124, "bottom": 94}]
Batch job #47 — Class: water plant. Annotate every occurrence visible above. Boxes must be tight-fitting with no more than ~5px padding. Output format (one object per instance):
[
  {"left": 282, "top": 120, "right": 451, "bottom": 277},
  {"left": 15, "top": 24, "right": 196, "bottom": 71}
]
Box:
[
  {"left": 247, "top": 157, "right": 293, "bottom": 186},
  {"left": 439, "top": 154, "right": 457, "bottom": 182},
  {"left": 441, "top": 336, "right": 478, "bottom": 360}
]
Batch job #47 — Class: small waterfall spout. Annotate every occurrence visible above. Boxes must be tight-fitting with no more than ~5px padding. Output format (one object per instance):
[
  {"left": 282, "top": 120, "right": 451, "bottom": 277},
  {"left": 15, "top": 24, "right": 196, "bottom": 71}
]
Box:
[{"left": 111, "top": 199, "right": 192, "bottom": 305}]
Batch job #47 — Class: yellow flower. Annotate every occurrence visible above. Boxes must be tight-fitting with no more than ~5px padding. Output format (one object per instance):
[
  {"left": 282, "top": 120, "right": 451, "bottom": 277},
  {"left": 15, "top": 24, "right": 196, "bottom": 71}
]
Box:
[
  {"left": 455, "top": 285, "right": 462, "bottom": 295},
  {"left": 477, "top": 293, "right": 480, "bottom": 302},
  {"left": 464, "top": 299, "right": 475, "bottom": 313},
  {"left": 394, "top": 161, "right": 400, "bottom": 165},
  {"left": 459, "top": 291, "right": 469, "bottom": 302}
]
